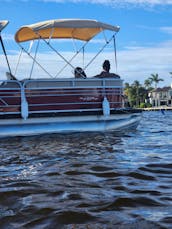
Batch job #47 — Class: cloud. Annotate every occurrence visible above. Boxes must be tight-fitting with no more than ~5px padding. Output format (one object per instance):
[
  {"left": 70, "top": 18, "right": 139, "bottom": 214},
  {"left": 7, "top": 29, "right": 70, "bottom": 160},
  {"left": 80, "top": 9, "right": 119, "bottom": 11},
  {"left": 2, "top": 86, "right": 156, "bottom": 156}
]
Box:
[
  {"left": 160, "top": 27, "right": 172, "bottom": 35},
  {"left": 1, "top": 39, "right": 172, "bottom": 87},
  {"left": 2, "top": 0, "right": 172, "bottom": 7},
  {"left": 41, "top": 0, "right": 172, "bottom": 7},
  {"left": 117, "top": 40, "right": 172, "bottom": 85},
  {"left": 1, "top": 33, "right": 14, "bottom": 41}
]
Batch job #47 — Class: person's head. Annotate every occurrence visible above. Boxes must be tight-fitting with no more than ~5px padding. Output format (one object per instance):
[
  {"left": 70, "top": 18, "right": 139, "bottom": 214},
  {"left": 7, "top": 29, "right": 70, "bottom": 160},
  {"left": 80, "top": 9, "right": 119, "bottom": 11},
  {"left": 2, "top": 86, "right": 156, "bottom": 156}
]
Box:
[
  {"left": 74, "top": 67, "right": 86, "bottom": 78},
  {"left": 102, "top": 60, "right": 110, "bottom": 73}
]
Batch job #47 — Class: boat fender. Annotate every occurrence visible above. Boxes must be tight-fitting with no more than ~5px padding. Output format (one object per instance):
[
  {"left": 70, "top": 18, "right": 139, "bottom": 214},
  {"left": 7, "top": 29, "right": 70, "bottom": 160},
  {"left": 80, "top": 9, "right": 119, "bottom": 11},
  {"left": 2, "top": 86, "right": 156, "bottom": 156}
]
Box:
[
  {"left": 21, "top": 98, "right": 29, "bottom": 120},
  {"left": 102, "top": 96, "right": 110, "bottom": 116},
  {"left": 21, "top": 88, "right": 29, "bottom": 120}
]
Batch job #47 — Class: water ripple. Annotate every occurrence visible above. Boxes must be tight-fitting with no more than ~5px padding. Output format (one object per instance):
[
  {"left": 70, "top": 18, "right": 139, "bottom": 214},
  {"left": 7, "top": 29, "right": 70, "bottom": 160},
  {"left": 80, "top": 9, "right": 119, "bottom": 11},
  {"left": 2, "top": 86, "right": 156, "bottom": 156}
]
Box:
[{"left": 0, "top": 111, "right": 172, "bottom": 228}]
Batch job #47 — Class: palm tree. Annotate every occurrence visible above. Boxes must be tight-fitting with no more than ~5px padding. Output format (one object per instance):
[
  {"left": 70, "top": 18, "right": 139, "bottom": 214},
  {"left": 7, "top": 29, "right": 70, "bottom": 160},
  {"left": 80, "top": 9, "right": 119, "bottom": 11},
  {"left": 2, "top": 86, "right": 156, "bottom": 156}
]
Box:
[
  {"left": 144, "top": 79, "right": 152, "bottom": 89},
  {"left": 132, "top": 80, "right": 141, "bottom": 107},
  {"left": 124, "top": 82, "right": 130, "bottom": 89},
  {"left": 149, "top": 73, "right": 164, "bottom": 89}
]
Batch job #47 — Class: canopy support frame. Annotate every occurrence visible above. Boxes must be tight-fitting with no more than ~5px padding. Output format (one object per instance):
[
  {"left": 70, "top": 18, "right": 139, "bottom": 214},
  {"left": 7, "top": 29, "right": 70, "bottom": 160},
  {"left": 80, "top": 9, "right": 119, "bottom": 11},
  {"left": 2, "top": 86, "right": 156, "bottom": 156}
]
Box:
[
  {"left": 15, "top": 21, "right": 119, "bottom": 79},
  {"left": 29, "top": 38, "right": 40, "bottom": 79},
  {"left": 17, "top": 42, "right": 54, "bottom": 78},
  {"left": 0, "top": 34, "right": 12, "bottom": 75},
  {"left": 83, "top": 32, "right": 118, "bottom": 71},
  {"left": 55, "top": 39, "right": 89, "bottom": 78}
]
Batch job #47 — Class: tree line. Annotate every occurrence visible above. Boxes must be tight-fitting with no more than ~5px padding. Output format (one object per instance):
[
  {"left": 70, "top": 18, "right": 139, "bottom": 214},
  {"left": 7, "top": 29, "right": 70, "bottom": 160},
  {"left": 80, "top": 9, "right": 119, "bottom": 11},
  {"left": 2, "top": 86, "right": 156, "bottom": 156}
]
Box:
[{"left": 124, "top": 73, "right": 168, "bottom": 108}]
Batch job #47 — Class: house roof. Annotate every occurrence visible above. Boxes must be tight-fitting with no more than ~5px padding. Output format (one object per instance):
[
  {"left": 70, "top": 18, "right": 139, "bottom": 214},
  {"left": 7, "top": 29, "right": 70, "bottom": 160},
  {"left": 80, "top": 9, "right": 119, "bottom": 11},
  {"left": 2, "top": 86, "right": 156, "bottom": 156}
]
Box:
[{"left": 151, "top": 87, "right": 171, "bottom": 92}]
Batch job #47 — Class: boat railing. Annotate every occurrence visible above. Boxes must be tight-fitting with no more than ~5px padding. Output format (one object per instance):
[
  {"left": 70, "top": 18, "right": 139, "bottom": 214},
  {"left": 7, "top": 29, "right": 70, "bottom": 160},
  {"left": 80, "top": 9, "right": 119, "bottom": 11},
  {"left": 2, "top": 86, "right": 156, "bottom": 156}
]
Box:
[
  {"left": 0, "top": 78, "right": 123, "bottom": 119},
  {"left": 0, "top": 80, "right": 22, "bottom": 116},
  {"left": 23, "top": 78, "right": 123, "bottom": 88},
  {"left": 23, "top": 78, "right": 123, "bottom": 117}
]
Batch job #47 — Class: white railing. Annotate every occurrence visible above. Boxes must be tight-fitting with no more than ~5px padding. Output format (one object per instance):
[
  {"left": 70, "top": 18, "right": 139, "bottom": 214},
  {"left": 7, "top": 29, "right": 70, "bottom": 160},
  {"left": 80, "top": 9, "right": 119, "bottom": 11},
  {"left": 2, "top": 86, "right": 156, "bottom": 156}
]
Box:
[{"left": 0, "top": 80, "right": 22, "bottom": 115}]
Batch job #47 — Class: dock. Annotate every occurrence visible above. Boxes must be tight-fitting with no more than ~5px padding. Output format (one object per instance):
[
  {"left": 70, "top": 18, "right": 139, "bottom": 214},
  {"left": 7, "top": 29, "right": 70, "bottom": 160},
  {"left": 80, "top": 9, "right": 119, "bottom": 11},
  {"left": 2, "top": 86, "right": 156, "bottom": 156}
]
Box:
[{"left": 143, "top": 106, "right": 172, "bottom": 111}]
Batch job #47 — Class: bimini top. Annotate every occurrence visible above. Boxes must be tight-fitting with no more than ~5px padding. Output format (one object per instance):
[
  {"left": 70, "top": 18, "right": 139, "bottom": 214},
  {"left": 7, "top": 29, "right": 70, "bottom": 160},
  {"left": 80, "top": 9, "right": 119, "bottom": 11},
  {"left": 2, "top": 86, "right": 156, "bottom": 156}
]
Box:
[
  {"left": 0, "top": 20, "right": 9, "bottom": 32},
  {"left": 15, "top": 19, "right": 120, "bottom": 43}
]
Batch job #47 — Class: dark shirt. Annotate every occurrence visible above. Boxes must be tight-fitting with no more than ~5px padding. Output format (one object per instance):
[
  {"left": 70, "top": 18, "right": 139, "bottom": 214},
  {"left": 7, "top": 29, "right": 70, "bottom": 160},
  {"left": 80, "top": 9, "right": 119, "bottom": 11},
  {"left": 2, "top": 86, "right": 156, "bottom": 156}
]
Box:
[{"left": 94, "top": 71, "right": 120, "bottom": 78}]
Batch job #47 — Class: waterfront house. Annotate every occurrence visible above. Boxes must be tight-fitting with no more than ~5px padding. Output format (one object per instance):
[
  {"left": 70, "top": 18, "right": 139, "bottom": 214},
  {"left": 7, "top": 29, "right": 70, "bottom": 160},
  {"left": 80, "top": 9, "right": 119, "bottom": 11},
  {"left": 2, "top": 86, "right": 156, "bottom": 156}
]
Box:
[{"left": 148, "top": 86, "right": 172, "bottom": 107}]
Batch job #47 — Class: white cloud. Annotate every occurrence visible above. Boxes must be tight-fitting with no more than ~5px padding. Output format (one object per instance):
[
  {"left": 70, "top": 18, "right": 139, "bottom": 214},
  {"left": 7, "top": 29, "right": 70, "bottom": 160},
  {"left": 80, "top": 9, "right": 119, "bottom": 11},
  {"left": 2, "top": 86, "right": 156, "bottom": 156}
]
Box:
[
  {"left": 117, "top": 40, "right": 172, "bottom": 86},
  {"left": 1, "top": 39, "right": 172, "bottom": 87},
  {"left": 1, "top": 33, "right": 14, "bottom": 41},
  {"left": 41, "top": 0, "right": 172, "bottom": 6},
  {"left": 2, "top": 0, "right": 172, "bottom": 6},
  {"left": 160, "top": 27, "right": 172, "bottom": 35}
]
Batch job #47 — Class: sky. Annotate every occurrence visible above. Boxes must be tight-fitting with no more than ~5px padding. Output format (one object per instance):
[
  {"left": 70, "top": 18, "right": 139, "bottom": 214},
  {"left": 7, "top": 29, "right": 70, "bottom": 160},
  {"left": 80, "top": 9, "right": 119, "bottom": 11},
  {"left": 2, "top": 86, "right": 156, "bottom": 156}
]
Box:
[{"left": 1, "top": 0, "right": 172, "bottom": 87}]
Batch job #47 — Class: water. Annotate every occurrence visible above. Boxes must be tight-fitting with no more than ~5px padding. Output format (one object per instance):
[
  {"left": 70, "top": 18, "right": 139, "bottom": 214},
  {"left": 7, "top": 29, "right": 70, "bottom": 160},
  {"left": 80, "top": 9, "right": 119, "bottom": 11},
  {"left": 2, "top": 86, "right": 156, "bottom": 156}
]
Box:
[{"left": 0, "top": 111, "right": 172, "bottom": 229}]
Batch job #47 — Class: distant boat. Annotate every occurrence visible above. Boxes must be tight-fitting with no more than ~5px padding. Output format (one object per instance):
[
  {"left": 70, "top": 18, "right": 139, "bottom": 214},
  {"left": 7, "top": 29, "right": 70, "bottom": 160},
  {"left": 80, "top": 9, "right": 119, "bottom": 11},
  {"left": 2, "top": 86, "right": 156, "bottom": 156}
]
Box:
[{"left": 0, "top": 19, "right": 142, "bottom": 137}]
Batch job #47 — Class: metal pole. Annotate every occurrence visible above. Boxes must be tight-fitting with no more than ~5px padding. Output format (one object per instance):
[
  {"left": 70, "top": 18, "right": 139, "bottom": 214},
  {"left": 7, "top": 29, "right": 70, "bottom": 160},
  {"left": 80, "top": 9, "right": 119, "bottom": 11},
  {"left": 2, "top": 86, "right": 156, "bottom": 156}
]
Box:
[{"left": 0, "top": 35, "right": 12, "bottom": 74}]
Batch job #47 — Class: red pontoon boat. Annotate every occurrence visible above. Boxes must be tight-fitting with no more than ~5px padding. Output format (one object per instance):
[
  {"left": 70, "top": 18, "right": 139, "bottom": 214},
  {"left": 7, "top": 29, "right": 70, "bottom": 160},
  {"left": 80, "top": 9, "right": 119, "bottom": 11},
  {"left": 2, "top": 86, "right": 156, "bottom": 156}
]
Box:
[{"left": 0, "top": 19, "right": 141, "bottom": 137}]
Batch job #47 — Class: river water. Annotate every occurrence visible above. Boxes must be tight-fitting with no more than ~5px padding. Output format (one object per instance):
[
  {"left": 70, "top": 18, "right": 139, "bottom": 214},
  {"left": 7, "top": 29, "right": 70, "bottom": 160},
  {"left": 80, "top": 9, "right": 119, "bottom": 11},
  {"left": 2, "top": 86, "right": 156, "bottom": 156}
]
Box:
[{"left": 0, "top": 111, "right": 172, "bottom": 229}]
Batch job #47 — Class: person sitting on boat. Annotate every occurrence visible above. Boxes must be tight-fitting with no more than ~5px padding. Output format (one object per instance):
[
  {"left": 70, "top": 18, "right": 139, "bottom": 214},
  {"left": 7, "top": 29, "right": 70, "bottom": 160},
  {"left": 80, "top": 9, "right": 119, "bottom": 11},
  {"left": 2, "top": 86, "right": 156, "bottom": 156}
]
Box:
[
  {"left": 94, "top": 60, "right": 120, "bottom": 78},
  {"left": 6, "top": 72, "right": 17, "bottom": 80},
  {"left": 74, "top": 67, "right": 87, "bottom": 79}
]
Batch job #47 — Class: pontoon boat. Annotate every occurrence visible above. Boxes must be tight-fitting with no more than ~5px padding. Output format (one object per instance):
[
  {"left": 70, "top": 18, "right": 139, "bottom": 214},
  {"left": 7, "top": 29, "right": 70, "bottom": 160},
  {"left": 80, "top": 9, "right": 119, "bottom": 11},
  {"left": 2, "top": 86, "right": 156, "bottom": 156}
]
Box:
[{"left": 0, "top": 19, "right": 141, "bottom": 137}]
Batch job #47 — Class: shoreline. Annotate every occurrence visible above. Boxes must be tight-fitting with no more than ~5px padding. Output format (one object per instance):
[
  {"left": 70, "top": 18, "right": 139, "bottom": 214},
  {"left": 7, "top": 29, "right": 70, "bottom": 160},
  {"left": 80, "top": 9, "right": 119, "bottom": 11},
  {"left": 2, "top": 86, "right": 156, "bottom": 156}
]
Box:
[{"left": 143, "top": 106, "right": 172, "bottom": 111}]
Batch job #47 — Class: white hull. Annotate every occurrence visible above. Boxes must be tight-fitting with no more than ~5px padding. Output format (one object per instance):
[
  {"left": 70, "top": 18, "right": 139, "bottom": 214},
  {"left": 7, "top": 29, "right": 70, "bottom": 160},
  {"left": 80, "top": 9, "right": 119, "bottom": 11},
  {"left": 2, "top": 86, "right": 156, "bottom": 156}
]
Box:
[{"left": 0, "top": 113, "right": 141, "bottom": 138}]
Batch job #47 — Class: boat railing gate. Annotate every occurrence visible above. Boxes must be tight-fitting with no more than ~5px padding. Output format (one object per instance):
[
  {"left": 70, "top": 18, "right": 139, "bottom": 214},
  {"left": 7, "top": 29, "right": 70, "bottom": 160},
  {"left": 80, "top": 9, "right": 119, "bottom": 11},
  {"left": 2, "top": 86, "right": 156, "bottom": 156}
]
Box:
[
  {"left": 0, "top": 80, "right": 23, "bottom": 116},
  {"left": 0, "top": 78, "right": 123, "bottom": 119}
]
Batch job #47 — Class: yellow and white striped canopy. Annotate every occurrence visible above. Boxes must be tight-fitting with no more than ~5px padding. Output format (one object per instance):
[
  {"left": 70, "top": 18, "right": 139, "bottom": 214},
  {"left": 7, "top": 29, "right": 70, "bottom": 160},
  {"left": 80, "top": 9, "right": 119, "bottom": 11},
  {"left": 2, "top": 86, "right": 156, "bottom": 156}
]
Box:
[{"left": 15, "top": 19, "right": 120, "bottom": 43}]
